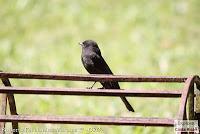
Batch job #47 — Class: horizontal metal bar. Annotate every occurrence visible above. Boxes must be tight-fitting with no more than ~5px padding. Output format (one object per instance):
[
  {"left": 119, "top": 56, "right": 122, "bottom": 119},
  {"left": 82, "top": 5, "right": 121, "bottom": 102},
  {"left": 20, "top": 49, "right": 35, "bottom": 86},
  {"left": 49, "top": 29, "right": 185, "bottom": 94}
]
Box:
[
  {"left": 0, "top": 87, "right": 182, "bottom": 97},
  {"left": 0, "top": 115, "right": 174, "bottom": 126},
  {"left": 0, "top": 72, "right": 187, "bottom": 82}
]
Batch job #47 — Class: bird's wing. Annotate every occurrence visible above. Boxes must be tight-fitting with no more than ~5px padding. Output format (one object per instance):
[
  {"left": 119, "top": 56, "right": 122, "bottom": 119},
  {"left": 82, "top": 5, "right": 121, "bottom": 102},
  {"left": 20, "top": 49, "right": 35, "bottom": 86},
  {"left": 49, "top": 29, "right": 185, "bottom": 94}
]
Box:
[
  {"left": 91, "top": 54, "right": 113, "bottom": 75},
  {"left": 92, "top": 54, "right": 120, "bottom": 89}
]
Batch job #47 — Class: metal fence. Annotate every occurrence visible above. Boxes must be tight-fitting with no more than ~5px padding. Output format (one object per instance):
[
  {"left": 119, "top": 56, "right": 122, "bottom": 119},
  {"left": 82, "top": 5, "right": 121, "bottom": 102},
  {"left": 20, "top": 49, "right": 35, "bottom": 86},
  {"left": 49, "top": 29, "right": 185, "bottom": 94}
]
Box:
[{"left": 0, "top": 72, "right": 199, "bottom": 134}]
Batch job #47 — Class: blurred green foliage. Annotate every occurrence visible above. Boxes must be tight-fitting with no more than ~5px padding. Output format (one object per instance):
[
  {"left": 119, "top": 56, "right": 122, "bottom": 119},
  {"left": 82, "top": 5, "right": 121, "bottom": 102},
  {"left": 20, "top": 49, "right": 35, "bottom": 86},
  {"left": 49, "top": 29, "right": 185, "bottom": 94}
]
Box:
[{"left": 0, "top": 0, "right": 199, "bottom": 133}]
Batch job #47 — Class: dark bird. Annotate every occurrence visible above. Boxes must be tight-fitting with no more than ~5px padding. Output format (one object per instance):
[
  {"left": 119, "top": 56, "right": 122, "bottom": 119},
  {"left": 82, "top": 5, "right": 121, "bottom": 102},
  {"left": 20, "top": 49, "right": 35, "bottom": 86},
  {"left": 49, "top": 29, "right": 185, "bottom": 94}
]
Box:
[{"left": 80, "top": 40, "right": 134, "bottom": 112}]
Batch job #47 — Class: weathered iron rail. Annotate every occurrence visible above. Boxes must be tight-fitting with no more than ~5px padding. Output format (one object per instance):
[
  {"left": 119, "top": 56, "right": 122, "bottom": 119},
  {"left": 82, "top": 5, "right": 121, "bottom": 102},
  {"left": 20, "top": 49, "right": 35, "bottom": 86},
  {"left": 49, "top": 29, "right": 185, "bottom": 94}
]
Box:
[
  {"left": 0, "top": 87, "right": 182, "bottom": 97},
  {"left": 0, "top": 115, "right": 174, "bottom": 126},
  {"left": 0, "top": 72, "right": 187, "bottom": 82},
  {"left": 0, "top": 72, "right": 199, "bottom": 134}
]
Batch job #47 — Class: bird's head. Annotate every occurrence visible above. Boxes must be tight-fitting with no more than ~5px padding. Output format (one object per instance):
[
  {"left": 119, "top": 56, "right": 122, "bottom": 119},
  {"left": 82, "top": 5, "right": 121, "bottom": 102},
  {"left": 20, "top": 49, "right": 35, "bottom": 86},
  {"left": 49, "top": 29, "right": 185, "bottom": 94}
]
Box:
[{"left": 79, "top": 40, "right": 99, "bottom": 49}]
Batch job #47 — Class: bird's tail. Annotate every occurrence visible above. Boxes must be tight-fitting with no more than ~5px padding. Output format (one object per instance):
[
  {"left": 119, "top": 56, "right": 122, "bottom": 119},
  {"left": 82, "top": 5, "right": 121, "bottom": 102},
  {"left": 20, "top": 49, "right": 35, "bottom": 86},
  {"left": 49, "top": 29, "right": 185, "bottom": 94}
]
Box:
[{"left": 120, "top": 96, "right": 135, "bottom": 112}]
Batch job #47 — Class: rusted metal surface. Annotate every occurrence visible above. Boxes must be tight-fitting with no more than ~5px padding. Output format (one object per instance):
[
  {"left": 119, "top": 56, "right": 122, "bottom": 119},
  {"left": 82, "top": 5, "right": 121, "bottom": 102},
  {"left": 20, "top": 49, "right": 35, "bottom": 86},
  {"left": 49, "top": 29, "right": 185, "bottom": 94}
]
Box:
[
  {"left": 0, "top": 94, "right": 7, "bottom": 115},
  {"left": 0, "top": 87, "right": 182, "bottom": 97},
  {"left": 195, "top": 93, "right": 200, "bottom": 113},
  {"left": 194, "top": 76, "right": 200, "bottom": 116},
  {"left": 1, "top": 78, "right": 18, "bottom": 116},
  {"left": 0, "top": 71, "right": 198, "bottom": 130},
  {"left": 0, "top": 94, "right": 7, "bottom": 134},
  {"left": 1, "top": 78, "right": 19, "bottom": 134},
  {"left": 0, "top": 72, "right": 187, "bottom": 82},
  {"left": 188, "top": 83, "right": 194, "bottom": 120},
  {"left": 0, "top": 115, "right": 174, "bottom": 126},
  {"left": 178, "top": 76, "right": 195, "bottom": 119},
  {"left": 195, "top": 76, "right": 200, "bottom": 90}
]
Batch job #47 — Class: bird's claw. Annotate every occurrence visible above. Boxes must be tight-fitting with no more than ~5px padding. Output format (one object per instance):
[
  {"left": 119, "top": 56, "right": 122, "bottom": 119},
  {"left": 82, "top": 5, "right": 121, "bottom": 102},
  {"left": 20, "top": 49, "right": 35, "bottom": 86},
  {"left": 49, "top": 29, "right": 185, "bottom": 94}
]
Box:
[{"left": 87, "top": 87, "right": 93, "bottom": 89}]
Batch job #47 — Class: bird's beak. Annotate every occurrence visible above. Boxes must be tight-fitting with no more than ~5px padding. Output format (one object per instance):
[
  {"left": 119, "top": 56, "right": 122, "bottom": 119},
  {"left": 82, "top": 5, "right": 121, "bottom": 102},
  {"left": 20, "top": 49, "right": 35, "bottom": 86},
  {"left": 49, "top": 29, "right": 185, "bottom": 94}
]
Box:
[{"left": 79, "top": 42, "right": 83, "bottom": 46}]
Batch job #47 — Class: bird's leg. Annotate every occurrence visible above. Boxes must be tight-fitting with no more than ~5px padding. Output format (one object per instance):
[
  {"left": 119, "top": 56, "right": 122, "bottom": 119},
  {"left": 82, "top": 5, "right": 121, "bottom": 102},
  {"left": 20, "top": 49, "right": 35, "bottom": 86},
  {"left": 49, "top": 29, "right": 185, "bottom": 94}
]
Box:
[{"left": 87, "top": 81, "right": 96, "bottom": 89}]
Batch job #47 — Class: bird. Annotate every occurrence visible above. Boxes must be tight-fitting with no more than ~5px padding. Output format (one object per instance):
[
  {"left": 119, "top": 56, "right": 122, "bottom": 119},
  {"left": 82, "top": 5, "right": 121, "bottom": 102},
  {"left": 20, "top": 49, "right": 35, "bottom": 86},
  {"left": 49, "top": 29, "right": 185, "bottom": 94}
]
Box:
[{"left": 80, "top": 40, "right": 134, "bottom": 112}]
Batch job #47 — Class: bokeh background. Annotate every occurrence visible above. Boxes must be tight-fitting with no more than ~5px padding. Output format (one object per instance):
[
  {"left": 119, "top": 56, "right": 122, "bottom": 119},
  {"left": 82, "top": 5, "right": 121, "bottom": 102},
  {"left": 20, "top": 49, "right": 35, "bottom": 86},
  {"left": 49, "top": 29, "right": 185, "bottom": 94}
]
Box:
[{"left": 0, "top": 0, "right": 199, "bottom": 133}]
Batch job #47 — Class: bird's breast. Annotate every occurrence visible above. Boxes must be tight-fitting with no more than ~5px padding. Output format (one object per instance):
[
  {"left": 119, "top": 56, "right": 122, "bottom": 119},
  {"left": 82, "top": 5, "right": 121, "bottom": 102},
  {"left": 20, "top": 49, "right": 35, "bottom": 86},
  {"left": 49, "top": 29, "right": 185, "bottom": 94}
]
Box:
[{"left": 81, "top": 55, "right": 94, "bottom": 67}]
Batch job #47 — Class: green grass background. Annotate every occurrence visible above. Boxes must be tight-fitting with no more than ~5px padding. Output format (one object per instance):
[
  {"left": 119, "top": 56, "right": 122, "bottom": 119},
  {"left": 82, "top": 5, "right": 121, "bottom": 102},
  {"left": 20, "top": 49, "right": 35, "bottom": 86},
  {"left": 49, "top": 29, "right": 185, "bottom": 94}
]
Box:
[{"left": 0, "top": 0, "right": 199, "bottom": 133}]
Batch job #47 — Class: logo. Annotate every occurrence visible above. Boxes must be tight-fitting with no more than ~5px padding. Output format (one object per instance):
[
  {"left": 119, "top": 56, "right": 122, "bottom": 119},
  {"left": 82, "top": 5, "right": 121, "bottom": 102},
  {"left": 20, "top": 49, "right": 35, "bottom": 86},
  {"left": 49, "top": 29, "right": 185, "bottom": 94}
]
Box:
[{"left": 174, "top": 120, "right": 199, "bottom": 133}]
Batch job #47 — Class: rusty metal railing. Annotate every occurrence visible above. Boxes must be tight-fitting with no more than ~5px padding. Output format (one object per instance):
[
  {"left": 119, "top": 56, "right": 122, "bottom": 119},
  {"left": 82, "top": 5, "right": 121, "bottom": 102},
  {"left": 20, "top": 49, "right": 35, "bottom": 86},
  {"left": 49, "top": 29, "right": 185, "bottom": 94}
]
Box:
[{"left": 0, "top": 72, "right": 199, "bottom": 134}]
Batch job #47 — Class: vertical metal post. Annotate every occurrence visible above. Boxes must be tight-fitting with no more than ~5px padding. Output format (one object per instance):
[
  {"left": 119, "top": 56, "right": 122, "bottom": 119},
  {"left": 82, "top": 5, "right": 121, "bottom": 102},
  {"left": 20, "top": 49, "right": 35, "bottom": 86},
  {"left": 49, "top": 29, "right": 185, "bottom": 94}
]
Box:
[
  {"left": 188, "top": 83, "right": 194, "bottom": 120},
  {"left": 1, "top": 78, "right": 19, "bottom": 134},
  {"left": 0, "top": 94, "right": 7, "bottom": 134}
]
